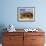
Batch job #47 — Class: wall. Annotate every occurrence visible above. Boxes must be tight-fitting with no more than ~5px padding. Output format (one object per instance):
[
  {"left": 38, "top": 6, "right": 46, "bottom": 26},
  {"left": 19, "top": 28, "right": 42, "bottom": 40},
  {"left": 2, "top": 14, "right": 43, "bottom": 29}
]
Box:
[{"left": 0, "top": 0, "right": 46, "bottom": 29}]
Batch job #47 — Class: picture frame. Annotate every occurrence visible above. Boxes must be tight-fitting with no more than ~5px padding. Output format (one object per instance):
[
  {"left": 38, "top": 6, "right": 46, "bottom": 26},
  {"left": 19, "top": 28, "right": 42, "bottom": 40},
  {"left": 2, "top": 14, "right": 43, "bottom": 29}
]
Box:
[{"left": 17, "top": 7, "right": 35, "bottom": 22}]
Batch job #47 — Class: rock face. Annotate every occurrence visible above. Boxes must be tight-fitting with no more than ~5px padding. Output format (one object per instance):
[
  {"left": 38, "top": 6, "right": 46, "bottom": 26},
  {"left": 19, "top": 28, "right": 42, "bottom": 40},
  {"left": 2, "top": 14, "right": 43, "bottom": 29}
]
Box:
[{"left": 20, "top": 12, "right": 33, "bottom": 19}]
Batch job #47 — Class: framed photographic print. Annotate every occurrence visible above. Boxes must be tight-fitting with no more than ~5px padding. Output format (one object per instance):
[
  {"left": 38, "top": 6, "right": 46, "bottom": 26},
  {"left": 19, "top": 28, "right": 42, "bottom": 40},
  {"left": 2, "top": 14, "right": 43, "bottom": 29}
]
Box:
[{"left": 17, "top": 7, "right": 35, "bottom": 22}]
